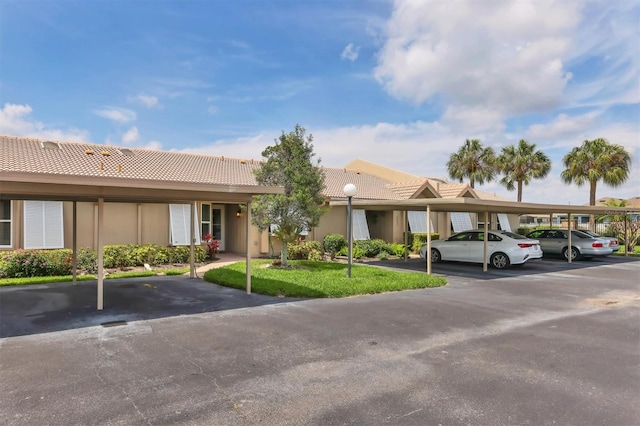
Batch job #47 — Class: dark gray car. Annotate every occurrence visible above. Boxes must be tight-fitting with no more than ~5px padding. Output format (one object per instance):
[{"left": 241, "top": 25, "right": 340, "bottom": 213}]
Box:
[{"left": 526, "top": 228, "right": 614, "bottom": 260}]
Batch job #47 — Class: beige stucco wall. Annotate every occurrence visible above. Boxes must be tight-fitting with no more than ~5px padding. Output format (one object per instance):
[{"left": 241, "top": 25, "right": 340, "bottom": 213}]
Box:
[{"left": 6, "top": 199, "right": 510, "bottom": 256}]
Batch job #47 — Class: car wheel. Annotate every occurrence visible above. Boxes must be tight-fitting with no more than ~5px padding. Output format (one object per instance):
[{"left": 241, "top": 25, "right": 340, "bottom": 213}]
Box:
[
  {"left": 490, "top": 252, "right": 510, "bottom": 269},
  {"left": 431, "top": 248, "right": 441, "bottom": 263},
  {"left": 562, "top": 246, "right": 580, "bottom": 261}
]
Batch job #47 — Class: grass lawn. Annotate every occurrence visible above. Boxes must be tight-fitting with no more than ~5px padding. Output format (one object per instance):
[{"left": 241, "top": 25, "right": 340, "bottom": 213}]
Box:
[
  {"left": 613, "top": 245, "right": 640, "bottom": 256},
  {"left": 203, "top": 260, "right": 447, "bottom": 298},
  {"left": 0, "top": 267, "right": 190, "bottom": 286}
]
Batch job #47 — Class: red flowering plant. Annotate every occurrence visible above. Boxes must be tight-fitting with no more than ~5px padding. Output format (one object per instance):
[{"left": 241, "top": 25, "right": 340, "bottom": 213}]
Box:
[{"left": 202, "top": 233, "right": 220, "bottom": 260}]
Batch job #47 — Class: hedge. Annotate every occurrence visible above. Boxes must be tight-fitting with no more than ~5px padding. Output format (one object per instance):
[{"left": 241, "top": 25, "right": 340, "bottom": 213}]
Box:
[{"left": 0, "top": 244, "right": 207, "bottom": 279}]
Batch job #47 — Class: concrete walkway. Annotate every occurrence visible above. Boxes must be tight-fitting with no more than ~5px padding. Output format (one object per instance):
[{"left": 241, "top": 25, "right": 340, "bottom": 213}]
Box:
[{"left": 188, "top": 252, "right": 247, "bottom": 276}]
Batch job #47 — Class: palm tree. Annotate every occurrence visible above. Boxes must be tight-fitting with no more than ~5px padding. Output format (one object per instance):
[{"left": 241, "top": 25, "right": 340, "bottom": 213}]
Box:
[
  {"left": 446, "top": 139, "right": 496, "bottom": 189},
  {"left": 497, "top": 139, "right": 551, "bottom": 202},
  {"left": 561, "top": 138, "right": 631, "bottom": 206}
]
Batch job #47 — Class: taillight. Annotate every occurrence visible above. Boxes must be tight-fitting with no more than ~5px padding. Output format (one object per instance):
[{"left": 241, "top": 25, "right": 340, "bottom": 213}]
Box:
[
  {"left": 518, "top": 243, "right": 533, "bottom": 248},
  {"left": 592, "top": 242, "right": 603, "bottom": 248},
  {"left": 612, "top": 239, "right": 618, "bottom": 244}
]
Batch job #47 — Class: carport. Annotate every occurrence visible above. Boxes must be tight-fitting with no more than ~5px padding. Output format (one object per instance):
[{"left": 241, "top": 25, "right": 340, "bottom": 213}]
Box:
[
  {"left": 0, "top": 160, "right": 283, "bottom": 310},
  {"left": 330, "top": 197, "right": 635, "bottom": 273}
]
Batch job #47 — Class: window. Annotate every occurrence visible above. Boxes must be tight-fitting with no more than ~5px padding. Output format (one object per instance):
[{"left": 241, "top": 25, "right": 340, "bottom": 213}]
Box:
[
  {"left": 449, "top": 232, "right": 471, "bottom": 241},
  {"left": 0, "top": 200, "right": 11, "bottom": 248},
  {"left": 169, "top": 204, "right": 201, "bottom": 246},
  {"left": 23, "top": 201, "right": 64, "bottom": 249},
  {"left": 408, "top": 211, "right": 434, "bottom": 233},
  {"left": 497, "top": 213, "right": 512, "bottom": 232},
  {"left": 352, "top": 209, "right": 371, "bottom": 241},
  {"left": 450, "top": 212, "right": 473, "bottom": 232},
  {"left": 201, "top": 203, "right": 211, "bottom": 237}
]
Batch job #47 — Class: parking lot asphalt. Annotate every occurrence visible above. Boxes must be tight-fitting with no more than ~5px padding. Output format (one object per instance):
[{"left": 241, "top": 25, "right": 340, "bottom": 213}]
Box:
[{"left": 1, "top": 256, "right": 639, "bottom": 425}]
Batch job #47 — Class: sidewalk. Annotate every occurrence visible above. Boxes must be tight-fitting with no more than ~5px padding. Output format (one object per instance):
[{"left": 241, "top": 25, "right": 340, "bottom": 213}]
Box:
[{"left": 187, "top": 252, "right": 247, "bottom": 276}]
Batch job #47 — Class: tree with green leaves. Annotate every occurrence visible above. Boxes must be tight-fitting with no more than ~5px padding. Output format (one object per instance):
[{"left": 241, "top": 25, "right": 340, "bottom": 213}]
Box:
[
  {"left": 252, "top": 125, "right": 326, "bottom": 267},
  {"left": 446, "top": 139, "right": 496, "bottom": 189},
  {"left": 561, "top": 138, "right": 631, "bottom": 206},
  {"left": 597, "top": 199, "right": 639, "bottom": 250},
  {"left": 497, "top": 139, "right": 551, "bottom": 202}
]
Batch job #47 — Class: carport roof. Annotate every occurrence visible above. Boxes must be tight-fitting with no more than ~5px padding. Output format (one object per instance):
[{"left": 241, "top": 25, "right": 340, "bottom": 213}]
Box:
[{"left": 329, "top": 197, "right": 638, "bottom": 215}]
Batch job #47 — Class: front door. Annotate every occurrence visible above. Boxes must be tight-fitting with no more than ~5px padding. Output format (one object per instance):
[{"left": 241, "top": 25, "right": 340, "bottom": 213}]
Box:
[{"left": 201, "top": 203, "right": 226, "bottom": 251}]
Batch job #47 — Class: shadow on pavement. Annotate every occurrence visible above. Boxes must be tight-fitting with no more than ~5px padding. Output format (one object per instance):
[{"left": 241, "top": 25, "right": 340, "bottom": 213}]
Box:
[
  {"left": 0, "top": 275, "right": 299, "bottom": 338},
  {"left": 367, "top": 254, "right": 640, "bottom": 280}
]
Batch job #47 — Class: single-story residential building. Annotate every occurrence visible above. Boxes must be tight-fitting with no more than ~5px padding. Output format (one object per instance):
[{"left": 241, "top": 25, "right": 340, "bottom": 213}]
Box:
[{"left": 1, "top": 136, "right": 521, "bottom": 257}]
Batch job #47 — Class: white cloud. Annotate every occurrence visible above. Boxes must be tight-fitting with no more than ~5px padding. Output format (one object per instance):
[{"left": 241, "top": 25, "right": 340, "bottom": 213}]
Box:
[
  {"left": 441, "top": 106, "right": 506, "bottom": 135},
  {"left": 128, "top": 94, "right": 161, "bottom": 109},
  {"left": 0, "top": 103, "right": 89, "bottom": 141},
  {"left": 341, "top": 43, "right": 360, "bottom": 61},
  {"left": 143, "top": 140, "right": 162, "bottom": 150},
  {"left": 122, "top": 126, "right": 139, "bottom": 144},
  {"left": 207, "top": 105, "right": 219, "bottom": 115},
  {"left": 179, "top": 110, "right": 638, "bottom": 205},
  {"left": 525, "top": 111, "right": 601, "bottom": 144},
  {"left": 374, "top": 0, "right": 580, "bottom": 113},
  {"left": 94, "top": 107, "right": 137, "bottom": 123}
]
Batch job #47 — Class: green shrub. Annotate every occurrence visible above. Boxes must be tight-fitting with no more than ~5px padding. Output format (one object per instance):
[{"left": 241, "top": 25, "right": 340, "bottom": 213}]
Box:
[
  {"left": 132, "top": 244, "right": 169, "bottom": 265},
  {"left": 307, "top": 248, "right": 323, "bottom": 262},
  {"left": 103, "top": 245, "right": 137, "bottom": 268},
  {"left": 77, "top": 247, "right": 98, "bottom": 274},
  {"left": 323, "top": 233, "right": 347, "bottom": 259},
  {"left": 1, "top": 249, "right": 72, "bottom": 278},
  {"left": 337, "top": 245, "right": 364, "bottom": 259},
  {"left": 287, "top": 240, "right": 323, "bottom": 260},
  {"left": 355, "top": 239, "right": 397, "bottom": 258},
  {"left": 411, "top": 233, "right": 439, "bottom": 253},
  {"left": 387, "top": 243, "right": 407, "bottom": 257},
  {"left": 0, "top": 244, "right": 208, "bottom": 278}
]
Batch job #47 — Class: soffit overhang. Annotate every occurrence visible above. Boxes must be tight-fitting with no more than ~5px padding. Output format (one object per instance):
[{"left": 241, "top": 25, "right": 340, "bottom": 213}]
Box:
[{"left": 329, "top": 197, "right": 637, "bottom": 215}]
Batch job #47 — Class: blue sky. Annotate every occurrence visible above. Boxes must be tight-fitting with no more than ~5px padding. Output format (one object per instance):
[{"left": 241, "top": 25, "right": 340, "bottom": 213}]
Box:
[{"left": 1, "top": 0, "right": 638, "bottom": 205}]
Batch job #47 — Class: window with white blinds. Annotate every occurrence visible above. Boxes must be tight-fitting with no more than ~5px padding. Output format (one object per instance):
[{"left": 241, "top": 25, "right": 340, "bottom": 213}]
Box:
[
  {"left": 497, "top": 213, "right": 512, "bottom": 232},
  {"left": 0, "top": 200, "right": 12, "bottom": 248},
  {"left": 407, "top": 211, "right": 434, "bottom": 233},
  {"left": 169, "top": 204, "right": 201, "bottom": 246},
  {"left": 23, "top": 201, "right": 64, "bottom": 249},
  {"left": 352, "top": 209, "right": 371, "bottom": 241},
  {"left": 450, "top": 212, "right": 473, "bottom": 232}
]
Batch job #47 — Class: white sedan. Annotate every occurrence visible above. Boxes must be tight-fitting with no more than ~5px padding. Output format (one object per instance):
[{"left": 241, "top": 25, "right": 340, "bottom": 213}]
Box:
[{"left": 420, "top": 230, "right": 543, "bottom": 269}]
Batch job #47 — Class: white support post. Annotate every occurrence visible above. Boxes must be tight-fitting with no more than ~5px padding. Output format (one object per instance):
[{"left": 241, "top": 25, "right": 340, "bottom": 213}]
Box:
[
  {"left": 624, "top": 213, "right": 628, "bottom": 256},
  {"left": 246, "top": 201, "right": 252, "bottom": 294},
  {"left": 426, "top": 205, "right": 431, "bottom": 274},
  {"left": 567, "top": 213, "right": 572, "bottom": 264},
  {"left": 97, "top": 198, "right": 104, "bottom": 310},
  {"left": 483, "top": 211, "right": 489, "bottom": 272},
  {"left": 72, "top": 201, "right": 77, "bottom": 285},
  {"left": 404, "top": 210, "right": 408, "bottom": 262},
  {"left": 190, "top": 201, "right": 196, "bottom": 278}
]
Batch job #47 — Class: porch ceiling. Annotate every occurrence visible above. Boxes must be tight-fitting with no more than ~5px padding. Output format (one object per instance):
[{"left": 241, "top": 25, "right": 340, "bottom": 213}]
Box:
[{"left": 329, "top": 197, "right": 637, "bottom": 215}]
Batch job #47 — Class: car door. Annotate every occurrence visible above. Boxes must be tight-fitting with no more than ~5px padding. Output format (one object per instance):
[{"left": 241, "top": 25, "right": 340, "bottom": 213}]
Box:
[
  {"left": 440, "top": 232, "right": 472, "bottom": 261},
  {"left": 467, "top": 232, "right": 500, "bottom": 263},
  {"left": 544, "top": 230, "right": 566, "bottom": 254}
]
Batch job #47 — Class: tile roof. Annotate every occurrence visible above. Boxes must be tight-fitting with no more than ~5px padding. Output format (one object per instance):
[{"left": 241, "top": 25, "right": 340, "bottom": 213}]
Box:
[
  {"left": 426, "top": 180, "right": 470, "bottom": 198},
  {"left": 1, "top": 135, "right": 263, "bottom": 186},
  {"left": 385, "top": 180, "right": 437, "bottom": 199},
  {"left": 322, "top": 168, "right": 404, "bottom": 200},
  {"left": 0, "top": 135, "right": 405, "bottom": 201}
]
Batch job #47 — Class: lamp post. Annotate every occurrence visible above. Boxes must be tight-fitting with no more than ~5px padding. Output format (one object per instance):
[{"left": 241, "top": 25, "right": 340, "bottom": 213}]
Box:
[{"left": 343, "top": 183, "right": 357, "bottom": 278}]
